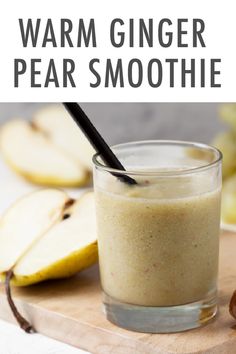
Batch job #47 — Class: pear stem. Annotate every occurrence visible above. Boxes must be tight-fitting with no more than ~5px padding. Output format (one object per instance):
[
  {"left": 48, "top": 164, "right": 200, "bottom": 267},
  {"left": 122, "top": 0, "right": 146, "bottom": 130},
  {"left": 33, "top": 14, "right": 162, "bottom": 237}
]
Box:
[{"left": 5, "top": 270, "right": 36, "bottom": 333}]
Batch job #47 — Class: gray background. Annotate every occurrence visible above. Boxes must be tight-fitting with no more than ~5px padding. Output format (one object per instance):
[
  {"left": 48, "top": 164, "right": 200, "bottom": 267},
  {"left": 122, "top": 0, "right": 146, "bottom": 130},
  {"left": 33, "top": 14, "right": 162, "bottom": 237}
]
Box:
[{"left": 0, "top": 103, "right": 226, "bottom": 144}]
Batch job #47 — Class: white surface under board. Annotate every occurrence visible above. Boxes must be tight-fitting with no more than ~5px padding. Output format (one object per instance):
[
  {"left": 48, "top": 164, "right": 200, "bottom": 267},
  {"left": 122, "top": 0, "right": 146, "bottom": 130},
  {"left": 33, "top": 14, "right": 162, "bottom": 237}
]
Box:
[{"left": 0, "top": 319, "right": 89, "bottom": 354}]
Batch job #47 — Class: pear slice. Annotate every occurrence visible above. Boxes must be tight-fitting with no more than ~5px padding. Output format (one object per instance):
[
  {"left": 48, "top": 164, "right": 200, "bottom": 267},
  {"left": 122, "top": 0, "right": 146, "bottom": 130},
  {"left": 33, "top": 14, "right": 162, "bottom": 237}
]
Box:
[
  {"left": 0, "top": 119, "right": 90, "bottom": 187},
  {"left": 34, "top": 105, "right": 95, "bottom": 170},
  {"left": 13, "top": 192, "right": 98, "bottom": 286},
  {"left": 0, "top": 188, "right": 69, "bottom": 273}
]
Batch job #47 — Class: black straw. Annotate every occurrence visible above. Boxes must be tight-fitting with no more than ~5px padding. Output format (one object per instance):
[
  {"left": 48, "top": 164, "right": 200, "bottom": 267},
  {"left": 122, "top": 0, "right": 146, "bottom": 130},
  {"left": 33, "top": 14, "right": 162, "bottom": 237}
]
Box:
[{"left": 63, "top": 103, "right": 137, "bottom": 185}]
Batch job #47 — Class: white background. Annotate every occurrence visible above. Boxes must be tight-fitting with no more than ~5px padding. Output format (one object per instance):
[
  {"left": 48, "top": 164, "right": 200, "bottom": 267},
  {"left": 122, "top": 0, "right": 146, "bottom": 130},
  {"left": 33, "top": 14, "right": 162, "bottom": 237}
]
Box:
[
  {"left": 0, "top": 0, "right": 235, "bottom": 102},
  {"left": 0, "top": 319, "right": 87, "bottom": 354}
]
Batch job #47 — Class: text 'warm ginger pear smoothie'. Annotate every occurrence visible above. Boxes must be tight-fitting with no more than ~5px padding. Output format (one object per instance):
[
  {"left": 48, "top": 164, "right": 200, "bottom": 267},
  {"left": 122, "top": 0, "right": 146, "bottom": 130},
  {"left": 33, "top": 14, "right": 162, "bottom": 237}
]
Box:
[{"left": 93, "top": 141, "right": 222, "bottom": 333}]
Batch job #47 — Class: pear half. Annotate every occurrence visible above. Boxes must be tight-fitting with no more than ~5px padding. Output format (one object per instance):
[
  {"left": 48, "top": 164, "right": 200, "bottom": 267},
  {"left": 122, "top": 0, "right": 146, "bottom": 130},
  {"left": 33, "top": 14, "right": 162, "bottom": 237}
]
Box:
[
  {"left": 0, "top": 189, "right": 98, "bottom": 332},
  {"left": 12, "top": 192, "right": 98, "bottom": 286},
  {"left": 0, "top": 113, "right": 92, "bottom": 187},
  {"left": 0, "top": 189, "right": 98, "bottom": 284}
]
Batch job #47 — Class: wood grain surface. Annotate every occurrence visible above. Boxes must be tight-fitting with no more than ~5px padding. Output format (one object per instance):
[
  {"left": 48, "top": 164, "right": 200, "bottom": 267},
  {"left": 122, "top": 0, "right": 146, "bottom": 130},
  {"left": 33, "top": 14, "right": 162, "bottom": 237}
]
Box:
[{"left": 0, "top": 231, "right": 236, "bottom": 354}]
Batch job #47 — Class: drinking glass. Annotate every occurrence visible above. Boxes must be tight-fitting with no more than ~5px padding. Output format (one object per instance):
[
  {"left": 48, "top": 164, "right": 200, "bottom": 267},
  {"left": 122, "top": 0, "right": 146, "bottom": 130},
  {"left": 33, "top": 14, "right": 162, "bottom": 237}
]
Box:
[{"left": 93, "top": 140, "right": 222, "bottom": 333}]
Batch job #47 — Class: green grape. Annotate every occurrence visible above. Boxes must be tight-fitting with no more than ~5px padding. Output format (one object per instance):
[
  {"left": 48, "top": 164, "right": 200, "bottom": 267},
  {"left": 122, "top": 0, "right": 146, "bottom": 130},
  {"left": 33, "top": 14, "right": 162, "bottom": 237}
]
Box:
[
  {"left": 222, "top": 175, "right": 236, "bottom": 224},
  {"left": 219, "top": 104, "right": 236, "bottom": 131},
  {"left": 212, "top": 131, "right": 236, "bottom": 179}
]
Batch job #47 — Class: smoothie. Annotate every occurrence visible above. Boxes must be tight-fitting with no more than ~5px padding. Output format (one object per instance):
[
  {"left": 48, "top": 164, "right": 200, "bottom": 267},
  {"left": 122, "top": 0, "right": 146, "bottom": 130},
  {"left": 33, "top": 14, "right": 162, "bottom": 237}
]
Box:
[{"left": 95, "top": 175, "right": 221, "bottom": 307}]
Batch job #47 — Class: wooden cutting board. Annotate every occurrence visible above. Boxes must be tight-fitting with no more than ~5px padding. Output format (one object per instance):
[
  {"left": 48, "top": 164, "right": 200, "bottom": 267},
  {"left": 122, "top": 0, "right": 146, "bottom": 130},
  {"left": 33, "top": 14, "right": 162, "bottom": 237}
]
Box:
[{"left": 0, "top": 231, "right": 236, "bottom": 354}]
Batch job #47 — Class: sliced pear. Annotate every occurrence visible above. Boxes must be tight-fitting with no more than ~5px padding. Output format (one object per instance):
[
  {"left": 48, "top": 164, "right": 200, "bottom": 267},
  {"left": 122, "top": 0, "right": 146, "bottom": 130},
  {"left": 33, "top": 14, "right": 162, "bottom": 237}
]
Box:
[
  {"left": 0, "top": 189, "right": 69, "bottom": 273},
  {"left": 34, "top": 105, "right": 95, "bottom": 170},
  {"left": 0, "top": 189, "right": 98, "bottom": 332},
  {"left": 13, "top": 192, "right": 98, "bottom": 286},
  {"left": 212, "top": 131, "right": 236, "bottom": 179},
  {"left": 220, "top": 104, "right": 236, "bottom": 130},
  {"left": 0, "top": 120, "right": 89, "bottom": 187},
  {"left": 221, "top": 175, "right": 236, "bottom": 224}
]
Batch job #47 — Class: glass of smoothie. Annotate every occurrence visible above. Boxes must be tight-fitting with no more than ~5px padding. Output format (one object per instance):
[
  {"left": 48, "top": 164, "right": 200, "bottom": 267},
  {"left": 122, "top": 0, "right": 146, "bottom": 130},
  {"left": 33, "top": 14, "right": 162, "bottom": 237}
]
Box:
[{"left": 93, "top": 140, "right": 222, "bottom": 333}]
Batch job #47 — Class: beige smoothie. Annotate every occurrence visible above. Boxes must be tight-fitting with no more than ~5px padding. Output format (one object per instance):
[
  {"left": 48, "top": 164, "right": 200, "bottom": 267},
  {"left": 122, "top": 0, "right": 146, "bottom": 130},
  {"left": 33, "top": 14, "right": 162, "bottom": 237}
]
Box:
[{"left": 95, "top": 174, "right": 221, "bottom": 307}]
